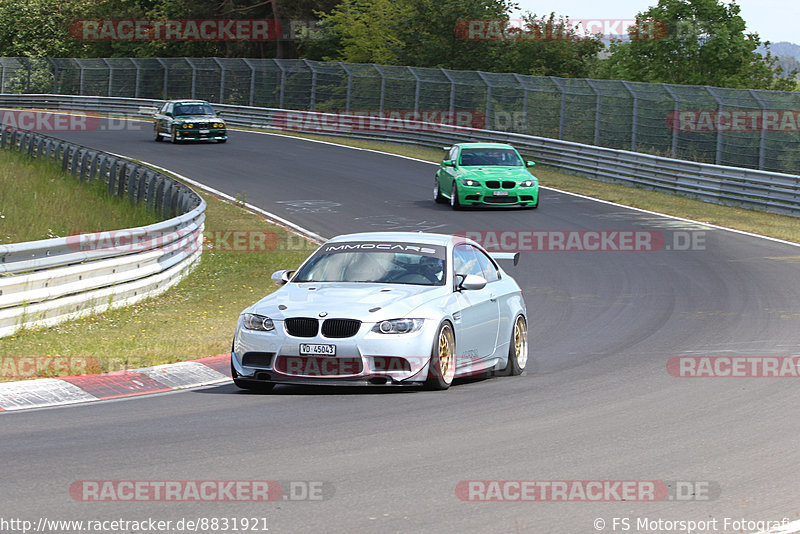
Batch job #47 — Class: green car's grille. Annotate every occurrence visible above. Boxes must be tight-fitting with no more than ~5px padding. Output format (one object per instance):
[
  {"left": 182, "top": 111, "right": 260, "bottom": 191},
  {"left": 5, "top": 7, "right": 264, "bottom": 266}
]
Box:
[{"left": 485, "top": 180, "right": 517, "bottom": 189}]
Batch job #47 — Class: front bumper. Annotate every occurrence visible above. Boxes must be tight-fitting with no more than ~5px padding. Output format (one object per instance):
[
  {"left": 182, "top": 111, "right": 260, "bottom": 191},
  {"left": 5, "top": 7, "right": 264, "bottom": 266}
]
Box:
[
  {"left": 175, "top": 128, "right": 227, "bottom": 141},
  {"left": 457, "top": 184, "right": 538, "bottom": 206},
  {"left": 232, "top": 319, "right": 439, "bottom": 386}
]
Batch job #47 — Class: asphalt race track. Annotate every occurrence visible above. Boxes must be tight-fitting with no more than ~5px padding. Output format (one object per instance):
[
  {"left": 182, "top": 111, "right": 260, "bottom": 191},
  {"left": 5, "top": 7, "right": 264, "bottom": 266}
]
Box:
[{"left": 2, "top": 119, "right": 800, "bottom": 533}]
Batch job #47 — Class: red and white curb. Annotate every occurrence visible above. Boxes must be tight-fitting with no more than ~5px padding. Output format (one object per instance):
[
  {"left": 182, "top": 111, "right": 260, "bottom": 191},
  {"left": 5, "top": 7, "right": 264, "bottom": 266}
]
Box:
[{"left": 0, "top": 354, "right": 231, "bottom": 412}]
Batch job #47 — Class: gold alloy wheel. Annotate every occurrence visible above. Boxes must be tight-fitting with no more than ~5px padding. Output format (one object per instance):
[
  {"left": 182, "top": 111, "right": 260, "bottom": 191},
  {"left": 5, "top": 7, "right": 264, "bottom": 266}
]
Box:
[
  {"left": 438, "top": 324, "right": 455, "bottom": 383},
  {"left": 514, "top": 317, "right": 528, "bottom": 370}
]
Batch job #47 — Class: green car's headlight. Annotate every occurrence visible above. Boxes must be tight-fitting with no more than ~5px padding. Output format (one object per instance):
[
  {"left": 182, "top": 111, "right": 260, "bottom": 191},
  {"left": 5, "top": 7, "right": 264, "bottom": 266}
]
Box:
[
  {"left": 243, "top": 313, "right": 275, "bottom": 331},
  {"left": 519, "top": 180, "right": 536, "bottom": 187},
  {"left": 459, "top": 179, "right": 480, "bottom": 187},
  {"left": 372, "top": 319, "right": 424, "bottom": 334}
]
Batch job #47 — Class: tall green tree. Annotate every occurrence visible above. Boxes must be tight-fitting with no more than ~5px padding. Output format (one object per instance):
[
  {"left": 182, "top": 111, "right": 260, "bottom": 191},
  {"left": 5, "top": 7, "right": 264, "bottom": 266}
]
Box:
[
  {"left": 497, "top": 13, "right": 604, "bottom": 77},
  {"left": 599, "top": 0, "right": 795, "bottom": 89}
]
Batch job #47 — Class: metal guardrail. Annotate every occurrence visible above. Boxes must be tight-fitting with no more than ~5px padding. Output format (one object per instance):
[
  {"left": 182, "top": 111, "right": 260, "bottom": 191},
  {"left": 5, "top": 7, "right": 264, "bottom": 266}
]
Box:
[
  {"left": 0, "top": 125, "right": 205, "bottom": 338},
  {"left": 2, "top": 94, "right": 796, "bottom": 217}
]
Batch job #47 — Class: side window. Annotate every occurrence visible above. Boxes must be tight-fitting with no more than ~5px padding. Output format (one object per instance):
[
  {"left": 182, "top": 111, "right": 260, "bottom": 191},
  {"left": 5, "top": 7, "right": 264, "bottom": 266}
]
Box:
[
  {"left": 453, "top": 244, "right": 483, "bottom": 279},
  {"left": 473, "top": 249, "right": 500, "bottom": 282},
  {"left": 449, "top": 146, "right": 458, "bottom": 162}
]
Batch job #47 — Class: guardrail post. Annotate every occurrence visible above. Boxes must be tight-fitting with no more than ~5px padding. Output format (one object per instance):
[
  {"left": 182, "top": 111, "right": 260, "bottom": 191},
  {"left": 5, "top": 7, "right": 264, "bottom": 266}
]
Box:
[
  {"left": 339, "top": 62, "right": 352, "bottom": 112},
  {"left": 212, "top": 57, "right": 225, "bottom": 102},
  {"left": 551, "top": 77, "right": 567, "bottom": 140},
  {"left": 303, "top": 59, "right": 317, "bottom": 110},
  {"left": 243, "top": 58, "right": 256, "bottom": 107},
  {"left": 410, "top": 67, "right": 421, "bottom": 114},
  {"left": 156, "top": 58, "right": 168, "bottom": 99},
  {"left": 663, "top": 84, "right": 680, "bottom": 158},
  {"left": 621, "top": 81, "right": 638, "bottom": 151},
  {"left": 442, "top": 69, "right": 457, "bottom": 120},
  {"left": 102, "top": 58, "right": 112, "bottom": 97},
  {"left": 585, "top": 80, "right": 602, "bottom": 145},
  {"left": 275, "top": 59, "right": 286, "bottom": 109},
  {"left": 748, "top": 89, "right": 768, "bottom": 170},
  {"left": 706, "top": 86, "right": 724, "bottom": 165},
  {"left": 377, "top": 65, "right": 386, "bottom": 114}
]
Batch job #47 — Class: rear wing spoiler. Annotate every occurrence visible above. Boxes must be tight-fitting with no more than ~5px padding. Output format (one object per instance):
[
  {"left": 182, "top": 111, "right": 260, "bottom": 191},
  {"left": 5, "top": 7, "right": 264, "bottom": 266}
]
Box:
[{"left": 489, "top": 252, "right": 520, "bottom": 266}]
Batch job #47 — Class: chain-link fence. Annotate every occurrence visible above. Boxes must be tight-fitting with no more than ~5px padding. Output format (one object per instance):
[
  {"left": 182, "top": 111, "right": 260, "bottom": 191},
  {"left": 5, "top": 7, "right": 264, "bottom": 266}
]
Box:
[{"left": 2, "top": 57, "right": 799, "bottom": 174}]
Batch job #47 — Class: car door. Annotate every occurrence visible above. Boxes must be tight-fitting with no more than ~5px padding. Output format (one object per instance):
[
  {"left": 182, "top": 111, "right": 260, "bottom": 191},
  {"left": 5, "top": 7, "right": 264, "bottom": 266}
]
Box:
[{"left": 451, "top": 243, "right": 500, "bottom": 365}]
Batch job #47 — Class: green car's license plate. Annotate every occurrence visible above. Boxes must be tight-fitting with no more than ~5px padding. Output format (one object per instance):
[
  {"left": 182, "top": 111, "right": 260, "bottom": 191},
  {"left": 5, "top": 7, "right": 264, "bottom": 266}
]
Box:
[{"left": 493, "top": 191, "right": 509, "bottom": 196}]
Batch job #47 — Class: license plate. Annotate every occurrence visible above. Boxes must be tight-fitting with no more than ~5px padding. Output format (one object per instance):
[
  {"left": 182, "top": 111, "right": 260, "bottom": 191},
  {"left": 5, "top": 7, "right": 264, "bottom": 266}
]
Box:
[
  {"left": 199, "top": 129, "right": 210, "bottom": 134},
  {"left": 493, "top": 191, "right": 509, "bottom": 196},
  {"left": 300, "top": 343, "right": 336, "bottom": 356}
]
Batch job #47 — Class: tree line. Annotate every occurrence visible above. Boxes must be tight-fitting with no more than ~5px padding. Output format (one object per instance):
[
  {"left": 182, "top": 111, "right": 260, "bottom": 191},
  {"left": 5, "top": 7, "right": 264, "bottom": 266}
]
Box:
[{"left": 0, "top": 0, "right": 794, "bottom": 90}]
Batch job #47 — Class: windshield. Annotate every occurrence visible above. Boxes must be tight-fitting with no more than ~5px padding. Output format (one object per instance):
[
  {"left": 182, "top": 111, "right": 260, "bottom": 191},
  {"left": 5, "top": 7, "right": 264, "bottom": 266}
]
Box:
[
  {"left": 459, "top": 148, "right": 523, "bottom": 166},
  {"left": 293, "top": 242, "right": 446, "bottom": 286},
  {"left": 173, "top": 103, "right": 216, "bottom": 116}
]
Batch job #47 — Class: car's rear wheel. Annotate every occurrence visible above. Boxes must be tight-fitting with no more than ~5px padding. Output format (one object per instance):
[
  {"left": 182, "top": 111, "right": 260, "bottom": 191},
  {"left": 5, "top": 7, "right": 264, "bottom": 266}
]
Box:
[
  {"left": 153, "top": 124, "right": 162, "bottom": 142},
  {"left": 449, "top": 182, "right": 462, "bottom": 210},
  {"left": 434, "top": 177, "right": 447, "bottom": 204},
  {"left": 497, "top": 315, "right": 528, "bottom": 376},
  {"left": 424, "top": 321, "right": 456, "bottom": 390}
]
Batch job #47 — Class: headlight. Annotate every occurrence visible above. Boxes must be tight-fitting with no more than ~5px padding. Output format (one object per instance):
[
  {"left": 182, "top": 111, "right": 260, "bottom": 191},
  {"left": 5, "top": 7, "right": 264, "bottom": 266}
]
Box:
[
  {"left": 214, "top": 122, "right": 225, "bottom": 128},
  {"left": 372, "top": 319, "right": 424, "bottom": 334},
  {"left": 519, "top": 180, "right": 536, "bottom": 187},
  {"left": 243, "top": 313, "right": 275, "bottom": 331},
  {"left": 459, "top": 179, "right": 480, "bottom": 187}
]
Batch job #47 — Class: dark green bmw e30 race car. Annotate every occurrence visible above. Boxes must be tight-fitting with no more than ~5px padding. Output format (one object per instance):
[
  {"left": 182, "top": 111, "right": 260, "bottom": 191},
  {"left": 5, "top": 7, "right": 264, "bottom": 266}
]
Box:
[
  {"left": 434, "top": 142, "right": 539, "bottom": 209},
  {"left": 153, "top": 99, "right": 227, "bottom": 143}
]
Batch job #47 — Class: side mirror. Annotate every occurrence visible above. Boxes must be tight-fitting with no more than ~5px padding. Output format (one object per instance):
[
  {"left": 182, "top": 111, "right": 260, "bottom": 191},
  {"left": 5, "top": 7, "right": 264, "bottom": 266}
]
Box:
[
  {"left": 165, "top": 111, "right": 173, "bottom": 117},
  {"left": 271, "top": 269, "right": 295, "bottom": 285},
  {"left": 457, "top": 274, "right": 487, "bottom": 291},
  {"left": 443, "top": 159, "right": 455, "bottom": 167},
  {"left": 526, "top": 161, "right": 535, "bottom": 167},
  {"left": 216, "top": 111, "right": 223, "bottom": 116}
]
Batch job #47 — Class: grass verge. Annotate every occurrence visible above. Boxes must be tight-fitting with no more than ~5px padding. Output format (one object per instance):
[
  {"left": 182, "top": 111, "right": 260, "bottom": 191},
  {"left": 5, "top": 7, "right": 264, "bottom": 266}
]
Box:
[
  {"left": 0, "top": 149, "right": 160, "bottom": 244},
  {"left": 1, "top": 188, "right": 313, "bottom": 380}
]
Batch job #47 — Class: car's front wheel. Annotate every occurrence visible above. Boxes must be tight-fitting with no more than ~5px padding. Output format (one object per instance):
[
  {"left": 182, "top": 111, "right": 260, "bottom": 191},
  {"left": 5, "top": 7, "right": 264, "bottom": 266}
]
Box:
[
  {"left": 450, "top": 182, "right": 462, "bottom": 210},
  {"left": 424, "top": 321, "right": 456, "bottom": 390},
  {"left": 170, "top": 127, "right": 180, "bottom": 144},
  {"left": 434, "top": 177, "right": 447, "bottom": 204},
  {"left": 497, "top": 315, "right": 528, "bottom": 376},
  {"left": 153, "top": 123, "right": 162, "bottom": 142}
]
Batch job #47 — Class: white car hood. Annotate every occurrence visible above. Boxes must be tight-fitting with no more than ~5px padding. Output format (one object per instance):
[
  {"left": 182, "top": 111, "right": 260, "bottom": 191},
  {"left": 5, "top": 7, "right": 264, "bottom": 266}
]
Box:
[{"left": 250, "top": 282, "right": 448, "bottom": 321}]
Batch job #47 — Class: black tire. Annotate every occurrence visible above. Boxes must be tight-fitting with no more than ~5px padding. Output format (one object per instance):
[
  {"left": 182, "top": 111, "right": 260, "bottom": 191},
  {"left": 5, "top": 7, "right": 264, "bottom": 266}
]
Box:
[
  {"left": 449, "top": 181, "right": 462, "bottom": 210},
  {"left": 434, "top": 176, "right": 447, "bottom": 204},
  {"left": 217, "top": 138, "right": 227, "bottom": 144},
  {"left": 496, "top": 315, "right": 528, "bottom": 376},
  {"left": 171, "top": 127, "right": 180, "bottom": 144},
  {"left": 424, "top": 321, "right": 456, "bottom": 390},
  {"left": 153, "top": 124, "right": 162, "bottom": 142},
  {"left": 231, "top": 359, "right": 275, "bottom": 392}
]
